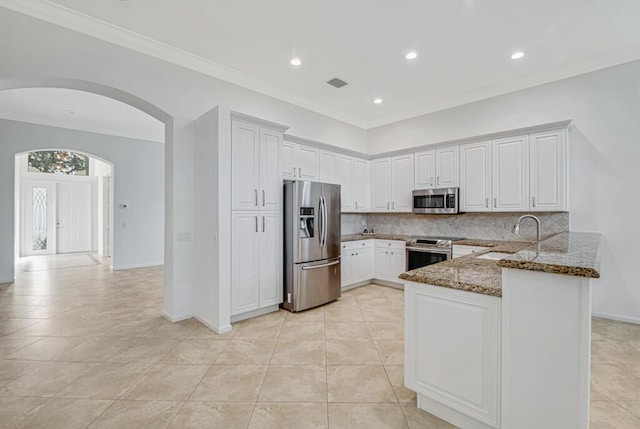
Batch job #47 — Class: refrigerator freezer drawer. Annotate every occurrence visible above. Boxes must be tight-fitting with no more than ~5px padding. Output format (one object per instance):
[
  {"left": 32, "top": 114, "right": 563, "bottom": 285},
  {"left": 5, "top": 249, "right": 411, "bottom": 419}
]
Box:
[{"left": 285, "top": 257, "right": 341, "bottom": 312}]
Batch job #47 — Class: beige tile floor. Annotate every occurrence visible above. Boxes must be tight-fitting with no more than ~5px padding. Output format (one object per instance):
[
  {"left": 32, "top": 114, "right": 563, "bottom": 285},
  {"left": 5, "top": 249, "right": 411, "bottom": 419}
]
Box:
[{"left": 0, "top": 256, "right": 639, "bottom": 428}]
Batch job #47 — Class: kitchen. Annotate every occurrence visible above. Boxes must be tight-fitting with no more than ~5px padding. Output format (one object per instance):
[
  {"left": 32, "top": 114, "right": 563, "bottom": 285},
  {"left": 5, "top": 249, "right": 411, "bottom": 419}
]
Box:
[{"left": 0, "top": 1, "right": 638, "bottom": 428}]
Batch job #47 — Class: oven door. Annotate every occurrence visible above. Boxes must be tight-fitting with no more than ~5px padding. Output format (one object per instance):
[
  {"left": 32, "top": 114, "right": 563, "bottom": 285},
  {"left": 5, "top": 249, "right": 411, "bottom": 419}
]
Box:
[{"left": 406, "top": 247, "right": 450, "bottom": 271}]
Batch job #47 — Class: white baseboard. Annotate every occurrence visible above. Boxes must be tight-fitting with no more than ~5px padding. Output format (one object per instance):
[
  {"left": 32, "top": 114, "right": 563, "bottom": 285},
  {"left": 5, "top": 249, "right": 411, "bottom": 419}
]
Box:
[
  {"left": 342, "top": 278, "right": 404, "bottom": 291},
  {"left": 161, "top": 311, "right": 193, "bottom": 323},
  {"left": 0, "top": 278, "right": 15, "bottom": 285},
  {"left": 592, "top": 312, "right": 640, "bottom": 325},
  {"left": 230, "top": 305, "right": 280, "bottom": 324},
  {"left": 194, "top": 315, "right": 232, "bottom": 334},
  {"left": 112, "top": 262, "right": 164, "bottom": 271},
  {"left": 341, "top": 280, "right": 371, "bottom": 292}
]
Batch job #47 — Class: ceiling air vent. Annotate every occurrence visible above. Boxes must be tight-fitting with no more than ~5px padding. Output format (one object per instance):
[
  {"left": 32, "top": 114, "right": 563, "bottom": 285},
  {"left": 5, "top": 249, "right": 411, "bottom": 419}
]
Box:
[{"left": 326, "top": 77, "right": 348, "bottom": 89}]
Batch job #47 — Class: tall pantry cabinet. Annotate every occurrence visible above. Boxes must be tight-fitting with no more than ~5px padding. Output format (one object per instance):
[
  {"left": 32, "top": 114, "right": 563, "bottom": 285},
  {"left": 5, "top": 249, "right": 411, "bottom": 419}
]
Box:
[{"left": 230, "top": 117, "right": 286, "bottom": 318}]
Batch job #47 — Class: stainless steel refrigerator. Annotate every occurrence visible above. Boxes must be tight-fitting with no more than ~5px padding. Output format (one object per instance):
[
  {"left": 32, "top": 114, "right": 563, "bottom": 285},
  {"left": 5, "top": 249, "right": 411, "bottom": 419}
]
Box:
[{"left": 283, "top": 180, "right": 341, "bottom": 312}]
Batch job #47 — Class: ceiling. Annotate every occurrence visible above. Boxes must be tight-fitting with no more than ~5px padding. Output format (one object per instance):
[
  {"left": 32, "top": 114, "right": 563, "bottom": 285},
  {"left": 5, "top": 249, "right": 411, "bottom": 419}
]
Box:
[
  {"left": 0, "top": 88, "right": 165, "bottom": 142},
  {"left": 3, "top": 0, "right": 640, "bottom": 128}
]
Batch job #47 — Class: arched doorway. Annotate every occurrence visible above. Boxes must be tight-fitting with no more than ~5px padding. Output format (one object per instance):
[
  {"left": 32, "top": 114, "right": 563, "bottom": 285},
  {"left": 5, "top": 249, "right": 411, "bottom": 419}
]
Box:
[{"left": 0, "top": 78, "right": 179, "bottom": 320}]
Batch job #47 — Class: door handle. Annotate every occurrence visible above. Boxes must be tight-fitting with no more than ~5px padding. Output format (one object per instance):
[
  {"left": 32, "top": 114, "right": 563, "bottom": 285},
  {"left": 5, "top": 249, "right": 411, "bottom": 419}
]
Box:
[
  {"left": 393, "top": 201, "right": 396, "bottom": 210},
  {"left": 262, "top": 216, "right": 265, "bottom": 232},
  {"left": 387, "top": 201, "right": 390, "bottom": 210},
  {"left": 302, "top": 259, "right": 340, "bottom": 270},
  {"left": 255, "top": 216, "right": 258, "bottom": 232},
  {"left": 494, "top": 198, "right": 497, "bottom": 208},
  {"left": 299, "top": 167, "right": 302, "bottom": 177},
  {"left": 262, "top": 190, "right": 265, "bottom": 206},
  {"left": 254, "top": 189, "right": 258, "bottom": 206},
  {"left": 430, "top": 177, "right": 434, "bottom": 187},
  {"left": 293, "top": 167, "right": 297, "bottom": 177},
  {"left": 355, "top": 201, "right": 358, "bottom": 210},
  {"left": 485, "top": 198, "right": 489, "bottom": 208},
  {"left": 532, "top": 196, "right": 536, "bottom": 207},
  {"left": 437, "top": 176, "right": 440, "bottom": 185}
]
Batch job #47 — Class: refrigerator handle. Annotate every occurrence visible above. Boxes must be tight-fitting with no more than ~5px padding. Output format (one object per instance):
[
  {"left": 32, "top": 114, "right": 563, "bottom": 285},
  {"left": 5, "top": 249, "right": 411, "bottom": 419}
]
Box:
[
  {"left": 318, "top": 196, "right": 324, "bottom": 248},
  {"left": 301, "top": 259, "right": 340, "bottom": 270},
  {"left": 322, "top": 196, "right": 328, "bottom": 247}
]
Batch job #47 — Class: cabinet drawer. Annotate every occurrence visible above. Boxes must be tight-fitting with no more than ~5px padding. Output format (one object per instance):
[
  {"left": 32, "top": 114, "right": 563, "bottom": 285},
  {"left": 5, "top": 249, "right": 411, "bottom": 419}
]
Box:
[
  {"left": 342, "top": 240, "right": 373, "bottom": 253},
  {"left": 375, "top": 239, "right": 406, "bottom": 250}
]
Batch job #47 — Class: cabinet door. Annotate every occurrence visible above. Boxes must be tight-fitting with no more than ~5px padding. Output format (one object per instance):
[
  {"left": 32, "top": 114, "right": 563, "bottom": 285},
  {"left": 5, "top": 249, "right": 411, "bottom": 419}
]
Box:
[
  {"left": 530, "top": 130, "right": 566, "bottom": 212},
  {"left": 415, "top": 150, "right": 436, "bottom": 189},
  {"left": 232, "top": 121, "right": 260, "bottom": 211},
  {"left": 231, "top": 212, "right": 260, "bottom": 315},
  {"left": 492, "top": 135, "right": 529, "bottom": 211},
  {"left": 372, "top": 158, "right": 392, "bottom": 211},
  {"left": 391, "top": 154, "right": 415, "bottom": 212},
  {"left": 354, "top": 248, "right": 374, "bottom": 282},
  {"left": 319, "top": 150, "right": 339, "bottom": 184},
  {"left": 405, "top": 284, "right": 501, "bottom": 428},
  {"left": 436, "top": 146, "right": 459, "bottom": 187},
  {"left": 341, "top": 252, "right": 354, "bottom": 287},
  {"left": 375, "top": 247, "right": 390, "bottom": 279},
  {"left": 259, "top": 212, "right": 282, "bottom": 308},
  {"left": 460, "top": 141, "right": 492, "bottom": 212},
  {"left": 389, "top": 249, "right": 406, "bottom": 280},
  {"left": 297, "top": 144, "right": 319, "bottom": 180},
  {"left": 281, "top": 141, "right": 297, "bottom": 179},
  {"left": 353, "top": 158, "right": 371, "bottom": 211},
  {"left": 260, "top": 129, "right": 282, "bottom": 210},
  {"left": 338, "top": 155, "right": 355, "bottom": 212}
]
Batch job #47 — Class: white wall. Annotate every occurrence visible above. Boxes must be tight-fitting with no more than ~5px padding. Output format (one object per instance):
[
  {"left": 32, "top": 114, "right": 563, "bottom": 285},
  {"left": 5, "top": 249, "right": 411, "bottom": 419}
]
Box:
[
  {"left": 368, "top": 60, "right": 640, "bottom": 323},
  {"left": 0, "top": 119, "right": 164, "bottom": 274}
]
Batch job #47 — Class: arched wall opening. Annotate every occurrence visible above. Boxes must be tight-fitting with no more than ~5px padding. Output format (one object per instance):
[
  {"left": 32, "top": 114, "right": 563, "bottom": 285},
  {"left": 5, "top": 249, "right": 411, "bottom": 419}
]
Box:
[{"left": 0, "top": 78, "right": 178, "bottom": 320}]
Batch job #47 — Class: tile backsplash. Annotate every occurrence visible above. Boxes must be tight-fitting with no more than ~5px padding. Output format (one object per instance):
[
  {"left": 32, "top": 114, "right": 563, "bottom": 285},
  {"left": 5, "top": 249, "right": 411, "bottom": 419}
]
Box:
[{"left": 342, "top": 212, "right": 569, "bottom": 241}]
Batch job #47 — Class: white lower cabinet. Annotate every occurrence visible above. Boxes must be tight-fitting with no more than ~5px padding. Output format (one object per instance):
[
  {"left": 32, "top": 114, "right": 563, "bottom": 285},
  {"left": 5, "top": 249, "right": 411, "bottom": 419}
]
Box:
[
  {"left": 374, "top": 240, "right": 406, "bottom": 283},
  {"left": 405, "top": 281, "right": 501, "bottom": 429},
  {"left": 341, "top": 240, "right": 374, "bottom": 287},
  {"left": 231, "top": 211, "right": 282, "bottom": 316},
  {"left": 341, "top": 239, "right": 403, "bottom": 287}
]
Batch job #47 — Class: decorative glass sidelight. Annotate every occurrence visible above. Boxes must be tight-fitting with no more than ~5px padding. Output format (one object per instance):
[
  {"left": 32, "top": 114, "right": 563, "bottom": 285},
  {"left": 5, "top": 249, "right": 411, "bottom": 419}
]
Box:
[{"left": 32, "top": 187, "right": 48, "bottom": 251}]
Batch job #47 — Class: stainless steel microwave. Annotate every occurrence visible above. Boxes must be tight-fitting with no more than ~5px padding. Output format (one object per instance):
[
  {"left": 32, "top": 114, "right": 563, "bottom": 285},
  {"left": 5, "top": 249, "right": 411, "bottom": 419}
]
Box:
[{"left": 412, "top": 188, "right": 459, "bottom": 214}]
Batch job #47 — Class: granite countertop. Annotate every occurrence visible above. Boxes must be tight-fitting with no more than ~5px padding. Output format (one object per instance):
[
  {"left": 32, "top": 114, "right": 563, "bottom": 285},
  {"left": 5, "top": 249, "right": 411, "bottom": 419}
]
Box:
[
  {"left": 398, "top": 232, "right": 603, "bottom": 297},
  {"left": 341, "top": 233, "right": 413, "bottom": 243}
]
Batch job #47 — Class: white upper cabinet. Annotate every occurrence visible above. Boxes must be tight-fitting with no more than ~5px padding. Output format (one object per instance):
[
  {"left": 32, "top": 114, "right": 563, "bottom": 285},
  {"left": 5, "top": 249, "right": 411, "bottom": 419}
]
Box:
[
  {"left": 492, "top": 135, "right": 529, "bottom": 212},
  {"left": 353, "top": 157, "right": 371, "bottom": 212},
  {"left": 529, "top": 130, "right": 567, "bottom": 212},
  {"left": 281, "top": 141, "right": 297, "bottom": 180},
  {"left": 460, "top": 141, "right": 492, "bottom": 212},
  {"left": 259, "top": 129, "right": 282, "bottom": 210},
  {"left": 372, "top": 155, "right": 415, "bottom": 212},
  {"left": 372, "top": 158, "right": 392, "bottom": 211},
  {"left": 281, "top": 141, "right": 319, "bottom": 181},
  {"left": 232, "top": 120, "right": 282, "bottom": 211},
  {"left": 436, "top": 146, "right": 459, "bottom": 187},
  {"left": 415, "top": 150, "right": 436, "bottom": 189},
  {"left": 319, "top": 150, "right": 339, "bottom": 184},
  {"left": 232, "top": 121, "right": 261, "bottom": 211},
  {"left": 296, "top": 144, "right": 319, "bottom": 180},
  {"left": 414, "top": 146, "right": 458, "bottom": 189},
  {"left": 391, "top": 154, "right": 415, "bottom": 211},
  {"left": 338, "top": 155, "right": 355, "bottom": 212}
]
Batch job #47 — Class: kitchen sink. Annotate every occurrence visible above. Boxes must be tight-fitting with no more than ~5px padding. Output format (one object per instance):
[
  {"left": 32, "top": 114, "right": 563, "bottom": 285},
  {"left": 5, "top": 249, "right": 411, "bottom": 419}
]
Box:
[{"left": 476, "top": 252, "right": 515, "bottom": 261}]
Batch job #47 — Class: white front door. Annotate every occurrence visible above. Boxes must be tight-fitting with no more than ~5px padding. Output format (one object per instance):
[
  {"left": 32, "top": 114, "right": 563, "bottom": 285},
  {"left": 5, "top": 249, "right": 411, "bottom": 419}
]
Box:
[
  {"left": 22, "top": 182, "right": 57, "bottom": 256},
  {"left": 57, "top": 182, "right": 92, "bottom": 254}
]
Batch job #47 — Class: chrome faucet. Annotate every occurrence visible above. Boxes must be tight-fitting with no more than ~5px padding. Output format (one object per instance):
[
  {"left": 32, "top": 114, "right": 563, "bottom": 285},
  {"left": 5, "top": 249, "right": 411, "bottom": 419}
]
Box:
[{"left": 511, "top": 214, "right": 542, "bottom": 243}]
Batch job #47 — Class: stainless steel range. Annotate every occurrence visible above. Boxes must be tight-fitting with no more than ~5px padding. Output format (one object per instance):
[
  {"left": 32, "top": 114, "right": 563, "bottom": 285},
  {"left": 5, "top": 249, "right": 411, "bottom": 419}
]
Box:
[{"left": 405, "top": 236, "right": 465, "bottom": 271}]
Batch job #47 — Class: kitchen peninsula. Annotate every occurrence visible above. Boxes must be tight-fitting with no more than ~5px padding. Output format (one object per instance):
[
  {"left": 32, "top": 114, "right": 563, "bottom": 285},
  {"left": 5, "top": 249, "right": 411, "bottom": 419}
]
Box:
[{"left": 401, "top": 232, "right": 603, "bottom": 429}]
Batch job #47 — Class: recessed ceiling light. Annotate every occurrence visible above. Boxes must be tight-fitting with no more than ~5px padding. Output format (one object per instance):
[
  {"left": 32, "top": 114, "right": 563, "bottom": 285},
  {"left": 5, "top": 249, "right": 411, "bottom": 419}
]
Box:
[
  {"left": 290, "top": 58, "right": 302, "bottom": 66},
  {"left": 510, "top": 51, "right": 525, "bottom": 60},
  {"left": 373, "top": 98, "right": 383, "bottom": 105},
  {"left": 405, "top": 51, "right": 418, "bottom": 60}
]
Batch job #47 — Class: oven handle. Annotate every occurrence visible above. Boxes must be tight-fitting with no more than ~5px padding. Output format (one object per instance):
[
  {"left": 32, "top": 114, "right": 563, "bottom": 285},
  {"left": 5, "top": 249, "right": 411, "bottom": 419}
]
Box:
[{"left": 406, "top": 246, "right": 451, "bottom": 255}]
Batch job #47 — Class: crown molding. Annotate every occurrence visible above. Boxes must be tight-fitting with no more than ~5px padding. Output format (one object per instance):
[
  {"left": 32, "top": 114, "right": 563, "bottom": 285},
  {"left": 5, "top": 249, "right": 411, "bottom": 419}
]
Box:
[
  {"left": 0, "top": 0, "right": 367, "bottom": 128},
  {"left": 230, "top": 111, "right": 289, "bottom": 133}
]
